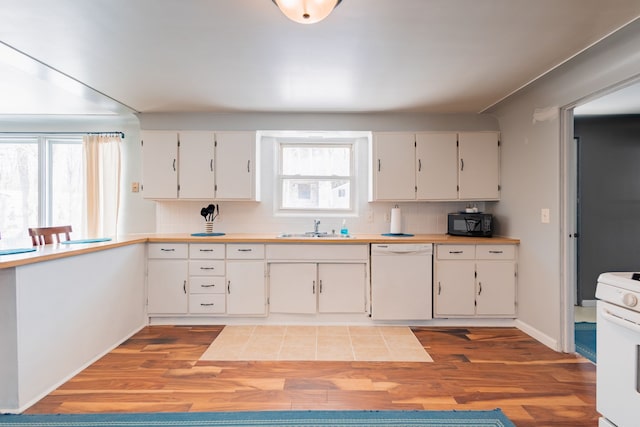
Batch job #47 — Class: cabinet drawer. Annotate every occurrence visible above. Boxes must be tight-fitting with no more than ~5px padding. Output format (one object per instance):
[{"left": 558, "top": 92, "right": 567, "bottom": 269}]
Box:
[
  {"left": 189, "top": 243, "right": 225, "bottom": 259},
  {"left": 436, "top": 245, "right": 475, "bottom": 260},
  {"left": 190, "top": 276, "right": 226, "bottom": 294},
  {"left": 227, "top": 244, "right": 265, "bottom": 259},
  {"left": 476, "top": 245, "right": 515, "bottom": 260},
  {"left": 189, "top": 294, "right": 226, "bottom": 314},
  {"left": 148, "top": 243, "right": 188, "bottom": 259},
  {"left": 266, "top": 244, "right": 368, "bottom": 261},
  {"left": 189, "top": 260, "right": 225, "bottom": 276}
]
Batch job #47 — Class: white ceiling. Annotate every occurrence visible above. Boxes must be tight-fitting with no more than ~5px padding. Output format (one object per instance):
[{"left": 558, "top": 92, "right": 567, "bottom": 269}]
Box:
[{"left": 1, "top": 0, "right": 640, "bottom": 116}]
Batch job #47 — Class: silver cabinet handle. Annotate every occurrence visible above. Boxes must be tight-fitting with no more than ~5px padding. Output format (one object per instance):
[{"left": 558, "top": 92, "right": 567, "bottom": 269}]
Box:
[
  {"left": 199, "top": 249, "right": 214, "bottom": 252},
  {"left": 312, "top": 280, "right": 316, "bottom": 294},
  {"left": 160, "top": 248, "right": 175, "bottom": 252},
  {"left": 173, "top": 158, "right": 176, "bottom": 171},
  {"left": 200, "top": 267, "right": 215, "bottom": 270},
  {"left": 210, "top": 159, "right": 213, "bottom": 171},
  {"left": 201, "top": 283, "right": 216, "bottom": 288},
  {"left": 460, "top": 158, "right": 464, "bottom": 171},
  {"left": 247, "top": 160, "right": 251, "bottom": 173},
  {"left": 319, "top": 279, "right": 323, "bottom": 293},
  {"left": 438, "top": 282, "right": 441, "bottom": 295},
  {"left": 478, "top": 282, "right": 482, "bottom": 295},
  {"left": 378, "top": 159, "right": 381, "bottom": 172},
  {"left": 227, "top": 280, "right": 231, "bottom": 293},
  {"left": 489, "top": 250, "right": 503, "bottom": 254},
  {"left": 183, "top": 280, "right": 186, "bottom": 294},
  {"left": 238, "top": 248, "right": 252, "bottom": 252},
  {"left": 418, "top": 159, "right": 422, "bottom": 171},
  {"left": 200, "top": 303, "right": 214, "bottom": 307},
  {"left": 449, "top": 250, "right": 463, "bottom": 254}
]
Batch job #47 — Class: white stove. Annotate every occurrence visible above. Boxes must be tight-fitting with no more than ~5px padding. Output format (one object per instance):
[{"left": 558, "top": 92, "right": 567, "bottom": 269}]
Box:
[{"left": 595, "top": 272, "right": 640, "bottom": 427}]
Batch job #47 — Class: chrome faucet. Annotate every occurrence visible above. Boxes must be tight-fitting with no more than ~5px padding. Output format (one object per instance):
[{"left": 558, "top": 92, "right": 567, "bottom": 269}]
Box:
[{"left": 313, "top": 219, "right": 321, "bottom": 234}]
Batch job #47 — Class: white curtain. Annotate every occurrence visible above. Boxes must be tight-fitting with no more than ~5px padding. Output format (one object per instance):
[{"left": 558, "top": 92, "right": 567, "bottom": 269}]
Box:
[{"left": 83, "top": 134, "right": 122, "bottom": 238}]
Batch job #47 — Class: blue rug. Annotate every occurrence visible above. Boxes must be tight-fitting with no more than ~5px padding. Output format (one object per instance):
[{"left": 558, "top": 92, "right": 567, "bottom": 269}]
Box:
[
  {"left": 575, "top": 321, "right": 596, "bottom": 363},
  {"left": 0, "top": 410, "right": 515, "bottom": 426}
]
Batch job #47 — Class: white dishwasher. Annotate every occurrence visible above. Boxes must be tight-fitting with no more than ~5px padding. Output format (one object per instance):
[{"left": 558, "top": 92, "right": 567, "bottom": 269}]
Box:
[{"left": 370, "top": 243, "right": 433, "bottom": 320}]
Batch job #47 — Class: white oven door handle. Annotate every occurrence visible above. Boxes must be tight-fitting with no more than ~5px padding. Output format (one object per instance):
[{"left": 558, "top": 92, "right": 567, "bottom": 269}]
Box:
[{"left": 601, "top": 307, "right": 640, "bottom": 333}]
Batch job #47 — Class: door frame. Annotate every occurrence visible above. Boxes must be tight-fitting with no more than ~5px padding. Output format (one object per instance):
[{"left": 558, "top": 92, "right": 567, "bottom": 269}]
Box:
[{"left": 560, "top": 106, "right": 577, "bottom": 353}]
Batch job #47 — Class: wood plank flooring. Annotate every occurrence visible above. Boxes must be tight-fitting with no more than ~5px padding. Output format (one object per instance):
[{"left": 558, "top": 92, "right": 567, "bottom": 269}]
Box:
[{"left": 25, "top": 326, "right": 598, "bottom": 426}]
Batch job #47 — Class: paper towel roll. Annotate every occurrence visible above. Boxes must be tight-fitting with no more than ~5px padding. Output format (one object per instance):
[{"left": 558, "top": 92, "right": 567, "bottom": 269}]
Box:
[{"left": 390, "top": 207, "right": 402, "bottom": 234}]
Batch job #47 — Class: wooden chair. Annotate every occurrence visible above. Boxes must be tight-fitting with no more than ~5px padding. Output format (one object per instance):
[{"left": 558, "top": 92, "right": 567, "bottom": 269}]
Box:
[{"left": 28, "top": 225, "right": 72, "bottom": 245}]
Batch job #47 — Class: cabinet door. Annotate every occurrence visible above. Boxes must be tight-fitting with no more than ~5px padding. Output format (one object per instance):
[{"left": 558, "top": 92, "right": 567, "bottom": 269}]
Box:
[
  {"left": 372, "top": 132, "right": 416, "bottom": 200},
  {"left": 318, "top": 263, "right": 366, "bottom": 313},
  {"left": 141, "top": 131, "right": 178, "bottom": 199},
  {"left": 434, "top": 261, "right": 476, "bottom": 316},
  {"left": 178, "top": 131, "right": 215, "bottom": 199},
  {"left": 268, "top": 263, "right": 316, "bottom": 314},
  {"left": 227, "top": 261, "right": 266, "bottom": 315},
  {"left": 458, "top": 132, "right": 500, "bottom": 200},
  {"left": 214, "top": 132, "right": 255, "bottom": 200},
  {"left": 416, "top": 132, "right": 458, "bottom": 200},
  {"left": 147, "top": 259, "right": 188, "bottom": 314},
  {"left": 475, "top": 261, "right": 516, "bottom": 316}
]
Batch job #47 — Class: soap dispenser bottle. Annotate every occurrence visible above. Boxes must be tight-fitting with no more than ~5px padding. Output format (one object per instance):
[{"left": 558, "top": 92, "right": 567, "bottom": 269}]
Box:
[{"left": 340, "top": 219, "right": 349, "bottom": 236}]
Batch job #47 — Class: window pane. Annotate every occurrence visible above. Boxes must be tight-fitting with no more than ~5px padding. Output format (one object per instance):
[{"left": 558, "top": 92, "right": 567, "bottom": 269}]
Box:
[
  {"left": 0, "top": 141, "right": 38, "bottom": 241},
  {"left": 50, "top": 141, "right": 83, "bottom": 231},
  {"left": 282, "top": 179, "right": 350, "bottom": 209},
  {"left": 282, "top": 146, "right": 350, "bottom": 176}
]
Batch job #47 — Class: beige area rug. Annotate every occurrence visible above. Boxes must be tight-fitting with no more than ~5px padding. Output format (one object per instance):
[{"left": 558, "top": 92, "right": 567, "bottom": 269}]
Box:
[{"left": 200, "top": 325, "right": 433, "bottom": 362}]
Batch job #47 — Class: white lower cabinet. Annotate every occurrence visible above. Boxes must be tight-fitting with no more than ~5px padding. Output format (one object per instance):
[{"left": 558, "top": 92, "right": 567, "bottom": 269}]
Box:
[
  {"left": 226, "top": 244, "right": 266, "bottom": 316},
  {"left": 147, "top": 243, "right": 189, "bottom": 314},
  {"left": 266, "top": 244, "right": 368, "bottom": 315},
  {"left": 269, "top": 263, "right": 317, "bottom": 314},
  {"left": 434, "top": 244, "right": 517, "bottom": 318},
  {"left": 268, "top": 263, "right": 367, "bottom": 314},
  {"left": 188, "top": 243, "right": 226, "bottom": 314},
  {"left": 318, "top": 263, "right": 366, "bottom": 313}
]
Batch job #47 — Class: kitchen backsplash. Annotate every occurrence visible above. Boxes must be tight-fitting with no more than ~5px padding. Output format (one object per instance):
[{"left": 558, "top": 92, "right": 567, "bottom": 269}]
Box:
[{"left": 155, "top": 200, "right": 483, "bottom": 235}]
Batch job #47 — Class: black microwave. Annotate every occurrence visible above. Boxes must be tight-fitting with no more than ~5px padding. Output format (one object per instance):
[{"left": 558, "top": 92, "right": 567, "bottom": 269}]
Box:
[{"left": 447, "top": 213, "right": 493, "bottom": 237}]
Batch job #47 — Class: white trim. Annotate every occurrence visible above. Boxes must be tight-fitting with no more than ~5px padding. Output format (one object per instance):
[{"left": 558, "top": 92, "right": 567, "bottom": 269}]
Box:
[
  {"left": 580, "top": 299, "right": 597, "bottom": 307},
  {"left": 515, "top": 319, "right": 560, "bottom": 351},
  {"left": 560, "top": 106, "right": 577, "bottom": 353}
]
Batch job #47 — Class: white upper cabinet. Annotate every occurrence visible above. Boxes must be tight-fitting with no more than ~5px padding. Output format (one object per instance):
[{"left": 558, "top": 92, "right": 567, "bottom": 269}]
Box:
[
  {"left": 178, "top": 131, "right": 215, "bottom": 199},
  {"left": 458, "top": 132, "right": 500, "bottom": 200},
  {"left": 141, "top": 131, "right": 179, "bottom": 199},
  {"left": 416, "top": 132, "right": 458, "bottom": 200},
  {"left": 371, "top": 132, "right": 416, "bottom": 201},
  {"left": 141, "top": 130, "right": 258, "bottom": 200},
  {"left": 214, "top": 132, "right": 256, "bottom": 200},
  {"left": 370, "top": 131, "right": 500, "bottom": 201}
]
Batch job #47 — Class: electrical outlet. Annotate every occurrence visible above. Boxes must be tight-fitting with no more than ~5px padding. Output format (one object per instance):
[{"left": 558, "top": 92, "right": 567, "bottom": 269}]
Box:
[
  {"left": 541, "top": 208, "right": 550, "bottom": 224},
  {"left": 384, "top": 212, "right": 391, "bottom": 222},
  {"left": 131, "top": 182, "right": 139, "bottom": 193},
  {"left": 366, "top": 210, "right": 374, "bottom": 223}
]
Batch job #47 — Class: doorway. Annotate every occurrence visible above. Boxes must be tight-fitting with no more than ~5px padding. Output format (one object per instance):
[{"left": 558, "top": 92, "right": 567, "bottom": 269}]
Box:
[{"left": 562, "top": 79, "right": 640, "bottom": 353}]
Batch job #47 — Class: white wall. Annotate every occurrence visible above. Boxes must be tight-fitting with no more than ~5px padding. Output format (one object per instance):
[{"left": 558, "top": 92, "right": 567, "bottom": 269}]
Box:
[
  {"left": 137, "top": 112, "right": 499, "bottom": 235},
  {"left": 486, "top": 19, "right": 640, "bottom": 349}
]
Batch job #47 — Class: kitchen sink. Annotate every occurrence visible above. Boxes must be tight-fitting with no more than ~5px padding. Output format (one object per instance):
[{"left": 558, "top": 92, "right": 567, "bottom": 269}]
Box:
[{"left": 277, "top": 232, "right": 353, "bottom": 239}]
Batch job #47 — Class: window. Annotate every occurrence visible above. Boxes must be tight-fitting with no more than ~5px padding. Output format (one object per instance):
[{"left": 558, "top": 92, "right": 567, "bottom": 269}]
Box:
[
  {"left": 277, "top": 140, "right": 355, "bottom": 213},
  {"left": 0, "top": 135, "right": 83, "bottom": 241}
]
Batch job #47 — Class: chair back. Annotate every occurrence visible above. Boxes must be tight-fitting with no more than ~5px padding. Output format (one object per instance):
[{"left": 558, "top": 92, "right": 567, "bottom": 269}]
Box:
[{"left": 28, "top": 225, "right": 72, "bottom": 245}]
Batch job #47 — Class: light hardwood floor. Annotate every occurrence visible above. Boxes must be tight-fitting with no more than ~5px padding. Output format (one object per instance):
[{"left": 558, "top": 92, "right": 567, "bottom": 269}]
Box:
[{"left": 26, "top": 326, "right": 598, "bottom": 426}]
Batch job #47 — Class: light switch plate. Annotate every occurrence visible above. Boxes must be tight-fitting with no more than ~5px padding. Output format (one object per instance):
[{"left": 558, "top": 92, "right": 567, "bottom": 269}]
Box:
[{"left": 541, "top": 208, "right": 550, "bottom": 224}]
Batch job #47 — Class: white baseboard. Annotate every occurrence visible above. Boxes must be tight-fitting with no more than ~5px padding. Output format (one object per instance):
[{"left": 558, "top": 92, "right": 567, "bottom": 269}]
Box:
[{"left": 514, "top": 319, "right": 560, "bottom": 351}]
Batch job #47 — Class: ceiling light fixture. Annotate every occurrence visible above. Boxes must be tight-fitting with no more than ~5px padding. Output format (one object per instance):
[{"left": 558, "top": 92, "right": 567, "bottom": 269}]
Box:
[{"left": 272, "top": 0, "right": 342, "bottom": 24}]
